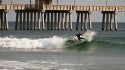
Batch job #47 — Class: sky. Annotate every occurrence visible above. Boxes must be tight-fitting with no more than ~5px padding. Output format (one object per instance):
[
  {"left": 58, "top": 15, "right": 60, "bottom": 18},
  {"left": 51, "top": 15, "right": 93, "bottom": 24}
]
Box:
[{"left": 2, "top": 0, "right": 125, "bottom": 22}]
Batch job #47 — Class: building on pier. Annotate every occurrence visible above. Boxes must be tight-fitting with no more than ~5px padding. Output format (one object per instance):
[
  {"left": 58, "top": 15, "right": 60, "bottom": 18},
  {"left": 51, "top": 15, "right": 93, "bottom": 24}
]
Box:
[{"left": 35, "top": 0, "right": 53, "bottom": 9}]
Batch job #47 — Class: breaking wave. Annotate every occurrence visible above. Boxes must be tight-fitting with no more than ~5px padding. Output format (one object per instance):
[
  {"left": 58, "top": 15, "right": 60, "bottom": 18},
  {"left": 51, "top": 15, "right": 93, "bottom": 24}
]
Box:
[
  {"left": 82, "top": 30, "right": 97, "bottom": 42},
  {"left": 0, "top": 36, "right": 67, "bottom": 49},
  {"left": 0, "top": 30, "right": 97, "bottom": 50}
]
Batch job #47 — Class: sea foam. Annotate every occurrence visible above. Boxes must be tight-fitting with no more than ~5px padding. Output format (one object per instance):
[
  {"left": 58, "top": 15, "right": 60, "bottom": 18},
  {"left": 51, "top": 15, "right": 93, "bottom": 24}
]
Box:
[
  {"left": 0, "top": 36, "right": 67, "bottom": 49},
  {"left": 82, "top": 30, "right": 97, "bottom": 42}
]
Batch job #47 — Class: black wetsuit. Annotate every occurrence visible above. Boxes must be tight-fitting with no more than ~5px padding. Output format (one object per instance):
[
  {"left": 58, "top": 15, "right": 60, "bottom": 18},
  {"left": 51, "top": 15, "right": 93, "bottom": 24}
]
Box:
[{"left": 76, "top": 33, "right": 84, "bottom": 41}]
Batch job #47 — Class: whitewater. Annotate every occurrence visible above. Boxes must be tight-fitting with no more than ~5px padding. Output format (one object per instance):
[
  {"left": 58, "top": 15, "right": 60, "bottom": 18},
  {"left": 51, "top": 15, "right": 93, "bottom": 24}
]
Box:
[
  {"left": 0, "top": 30, "right": 96, "bottom": 49},
  {"left": 0, "top": 36, "right": 67, "bottom": 49}
]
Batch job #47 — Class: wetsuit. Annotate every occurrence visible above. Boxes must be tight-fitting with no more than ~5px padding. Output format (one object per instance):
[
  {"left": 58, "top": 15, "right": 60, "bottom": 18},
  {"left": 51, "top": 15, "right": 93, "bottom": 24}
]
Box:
[{"left": 76, "top": 33, "right": 84, "bottom": 41}]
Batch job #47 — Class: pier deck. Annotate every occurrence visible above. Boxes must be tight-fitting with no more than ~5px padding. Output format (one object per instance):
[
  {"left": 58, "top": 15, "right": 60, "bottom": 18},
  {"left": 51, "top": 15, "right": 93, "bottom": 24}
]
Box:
[{"left": 0, "top": 4, "right": 125, "bottom": 12}]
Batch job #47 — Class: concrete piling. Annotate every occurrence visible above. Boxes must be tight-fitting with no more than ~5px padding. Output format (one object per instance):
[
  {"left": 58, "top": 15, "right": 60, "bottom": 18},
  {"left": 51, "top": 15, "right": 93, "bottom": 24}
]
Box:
[
  {"left": 88, "top": 12, "right": 91, "bottom": 30},
  {"left": 51, "top": 12, "right": 53, "bottom": 30},
  {"left": 22, "top": 11, "right": 26, "bottom": 30},
  {"left": 30, "top": 12, "right": 33, "bottom": 30},
  {"left": 58, "top": 12, "right": 61, "bottom": 30},
  {"left": 19, "top": 11, "right": 22, "bottom": 30},
  {"left": 37, "top": 12, "right": 40, "bottom": 30},
  {"left": 81, "top": 13, "right": 83, "bottom": 30},
  {"left": 69, "top": 12, "right": 72, "bottom": 30},
  {"left": 0, "top": 10, "right": 9, "bottom": 30},
  {"left": 41, "top": 11, "right": 45, "bottom": 30},
  {"left": 4, "top": 11, "right": 8, "bottom": 30},
  {"left": 54, "top": 13, "right": 57, "bottom": 30},
  {"left": 47, "top": 13, "right": 50, "bottom": 30},
  {"left": 114, "top": 13, "right": 118, "bottom": 30},
  {"left": 15, "top": 11, "right": 19, "bottom": 30},
  {"left": 61, "top": 13, "right": 65, "bottom": 30},
  {"left": 1, "top": 12, "right": 3, "bottom": 30},
  {"left": 27, "top": 11, "right": 30, "bottom": 30},
  {"left": 76, "top": 11, "right": 91, "bottom": 31},
  {"left": 76, "top": 12, "right": 80, "bottom": 30},
  {"left": 101, "top": 11, "right": 117, "bottom": 30},
  {"left": 13, "top": 9, "right": 119, "bottom": 31},
  {"left": 65, "top": 13, "right": 68, "bottom": 30}
]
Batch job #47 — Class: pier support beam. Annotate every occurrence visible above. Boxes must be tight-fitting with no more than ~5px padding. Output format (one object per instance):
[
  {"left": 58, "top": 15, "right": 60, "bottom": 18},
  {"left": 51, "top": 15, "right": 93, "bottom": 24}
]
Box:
[
  {"left": 27, "top": 11, "right": 30, "bottom": 30},
  {"left": 38, "top": 12, "right": 41, "bottom": 30},
  {"left": 45, "top": 10, "right": 72, "bottom": 30},
  {"left": 23, "top": 12, "right": 26, "bottom": 30},
  {"left": 54, "top": 13, "right": 58, "bottom": 30},
  {"left": 15, "top": 11, "right": 19, "bottom": 30},
  {"left": 51, "top": 12, "right": 54, "bottom": 30},
  {"left": 19, "top": 11, "right": 22, "bottom": 30},
  {"left": 47, "top": 13, "right": 50, "bottom": 30},
  {"left": 65, "top": 13, "right": 68, "bottom": 30},
  {"left": 101, "top": 11, "right": 118, "bottom": 30},
  {"left": 4, "top": 11, "right": 9, "bottom": 30},
  {"left": 30, "top": 12, "right": 33, "bottom": 30},
  {"left": 69, "top": 11, "right": 72, "bottom": 30},
  {"left": 41, "top": 11, "right": 45, "bottom": 30},
  {"left": 76, "top": 11, "right": 91, "bottom": 31},
  {"left": 76, "top": 13, "right": 80, "bottom": 30},
  {"left": 14, "top": 10, "right": 72, "bottom": 30},
  {"left": 0, "top": 10, "right": 9, "bottom": 30},
  {"left": 15, "top": 10, "right": 46, "bottom": 30}
]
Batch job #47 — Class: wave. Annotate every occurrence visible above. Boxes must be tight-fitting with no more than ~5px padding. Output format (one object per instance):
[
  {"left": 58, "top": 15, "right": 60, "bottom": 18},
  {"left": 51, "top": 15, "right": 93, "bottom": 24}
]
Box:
[
  {"left": 1, "top": 30, "right": 124, "bottom": 52},
  {"left": 0, "top": 36, "right": 67, "bottom": 49},
  {"left": 65, "top": 39, "right": 125, "bottom": 52},
  {"left": 0, "top": 35, "right": 125, "bottom": 53},
  {"left": 0, "top": 30, "right": 97, "bottom": 49}
]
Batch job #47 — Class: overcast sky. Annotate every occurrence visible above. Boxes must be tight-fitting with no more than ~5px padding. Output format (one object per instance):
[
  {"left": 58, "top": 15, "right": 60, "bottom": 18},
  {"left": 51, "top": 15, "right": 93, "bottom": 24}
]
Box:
[{"left": 2, "top": 0, "right": 125, "bottom": 22}]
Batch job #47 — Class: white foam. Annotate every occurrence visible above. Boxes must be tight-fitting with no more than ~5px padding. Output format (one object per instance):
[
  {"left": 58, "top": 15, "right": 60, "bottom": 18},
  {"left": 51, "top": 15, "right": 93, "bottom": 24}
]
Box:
[
  {"left": 0, "top": 59, "right": 83, "bottom": 70},
  {"left": 0, "top": 60, "right": 42, "bottom": 70},
  {"left": 82, "top": 30, "right": 97, "bottom": 42},
  {"left": 0, "top": 36, "right": 67, "bottom": 49}
]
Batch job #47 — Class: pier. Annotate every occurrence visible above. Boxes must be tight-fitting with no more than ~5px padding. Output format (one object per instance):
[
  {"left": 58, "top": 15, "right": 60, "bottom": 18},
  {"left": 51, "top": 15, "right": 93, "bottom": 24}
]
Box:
[{"left": 0, "top": 0, "right": 125, "bottom": 30}]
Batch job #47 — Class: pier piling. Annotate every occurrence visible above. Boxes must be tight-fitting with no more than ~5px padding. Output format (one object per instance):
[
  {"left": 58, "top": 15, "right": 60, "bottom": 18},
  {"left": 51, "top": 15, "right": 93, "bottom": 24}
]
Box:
[
  {"left": 76, "top": 11, "right": 91, "bottom": 31},
  {"left": 0, "top": 10, "right": 9, "bottom": 30},
  {"left": 101, "top": 11, "right": 118, "bottom": 30}
]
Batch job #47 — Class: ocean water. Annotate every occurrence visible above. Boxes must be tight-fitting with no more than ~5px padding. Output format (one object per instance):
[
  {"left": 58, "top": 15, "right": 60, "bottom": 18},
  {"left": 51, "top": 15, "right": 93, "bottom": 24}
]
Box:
[{"left": 0, "top": 22, "right": 125, "bottom": 70}]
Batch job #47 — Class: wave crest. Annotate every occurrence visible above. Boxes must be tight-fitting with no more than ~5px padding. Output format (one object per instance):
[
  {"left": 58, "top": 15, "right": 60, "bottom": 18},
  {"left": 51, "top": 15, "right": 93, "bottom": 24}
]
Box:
[{"left": 0, "top": 36, "right": 67, "bottom": 49}]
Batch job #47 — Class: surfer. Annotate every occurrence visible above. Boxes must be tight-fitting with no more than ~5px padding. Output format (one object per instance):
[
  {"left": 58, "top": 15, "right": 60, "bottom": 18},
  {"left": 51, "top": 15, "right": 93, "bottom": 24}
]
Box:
[{"left": 76, "top": 33, "right": 85, "bottom": 42}]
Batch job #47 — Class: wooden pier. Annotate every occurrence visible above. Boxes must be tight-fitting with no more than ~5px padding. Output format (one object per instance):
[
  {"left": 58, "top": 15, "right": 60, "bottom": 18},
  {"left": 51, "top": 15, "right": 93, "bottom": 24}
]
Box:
[{"left": 0, "top": 0, "right": 125, "bottom": 30}]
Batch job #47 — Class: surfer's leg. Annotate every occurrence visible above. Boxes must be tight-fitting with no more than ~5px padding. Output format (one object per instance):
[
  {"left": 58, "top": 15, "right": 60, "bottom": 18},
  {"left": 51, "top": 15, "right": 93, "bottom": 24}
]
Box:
[
  {"left": 77, "top": 37, "right": 81, "bottom": 41},
  {"left": 80, "top": 38, "right": 84, "bottom": 39},
  {"left": 80, "top": 38, "right": 87, "bottom": 41},
  {"left": 80, "top": 37, "right": 87, "bottom": 41}
]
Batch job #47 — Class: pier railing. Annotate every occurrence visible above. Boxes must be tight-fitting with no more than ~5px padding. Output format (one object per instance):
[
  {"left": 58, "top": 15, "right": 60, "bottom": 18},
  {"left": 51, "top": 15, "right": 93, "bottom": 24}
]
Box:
[
  {"left": 92, "top": 6, "right": 118, "bottom": 11},
  {"left": 0, "top": 4, "right": 125, "bottom": 12},
  {"left": 73, "top": 6, "right": 91, "bottom": 11},
  {"left": 34, "top": 5, "right": 125, "bottom": 12},
  {"left": 43, "top": 5, "right": 72, "bottom": 10},
  {"left": 0, "top": 4, "right": 25, "bottom": 10}
]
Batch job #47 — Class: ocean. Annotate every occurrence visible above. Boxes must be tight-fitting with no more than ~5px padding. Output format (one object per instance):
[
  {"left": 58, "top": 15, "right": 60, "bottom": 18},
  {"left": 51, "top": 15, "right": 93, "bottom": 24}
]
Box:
[{"left": 0, "top": 22, "right": 125, "bottom": 70}]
